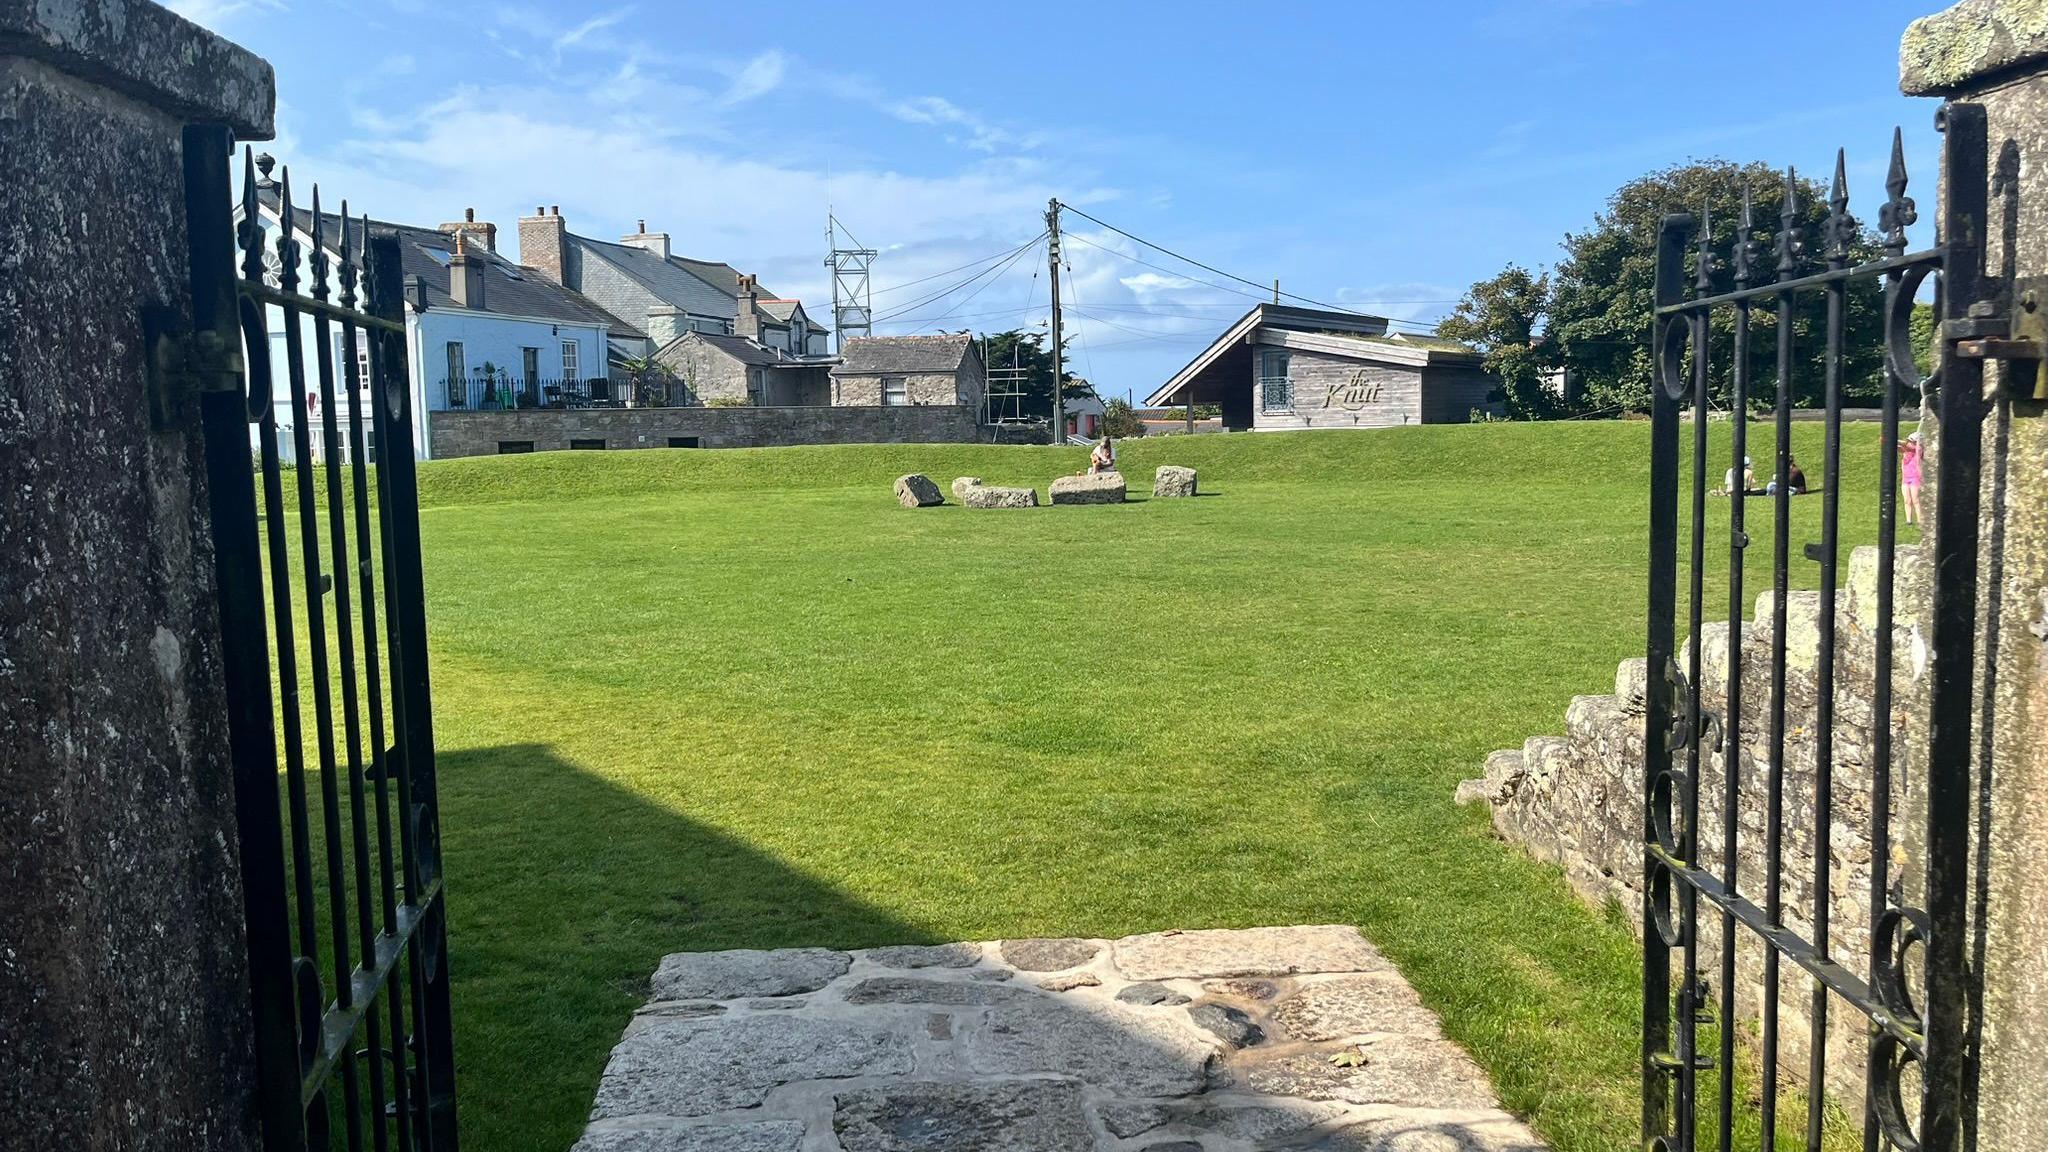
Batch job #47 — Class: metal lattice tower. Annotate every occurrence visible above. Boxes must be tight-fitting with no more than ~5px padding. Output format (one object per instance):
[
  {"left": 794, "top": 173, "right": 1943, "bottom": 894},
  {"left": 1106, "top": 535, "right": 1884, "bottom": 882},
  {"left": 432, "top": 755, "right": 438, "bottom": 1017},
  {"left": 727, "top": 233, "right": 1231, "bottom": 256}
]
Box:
[{"left": 825, "top": 213, "right": 876, "bottom": 352}]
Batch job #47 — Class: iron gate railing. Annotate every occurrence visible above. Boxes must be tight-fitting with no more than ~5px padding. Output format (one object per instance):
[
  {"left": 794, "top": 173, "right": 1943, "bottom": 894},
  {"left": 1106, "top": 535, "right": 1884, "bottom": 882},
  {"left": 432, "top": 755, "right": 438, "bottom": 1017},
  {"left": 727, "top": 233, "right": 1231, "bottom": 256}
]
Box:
[
  {"left": 188, "top": 125, "right": 458, "bottom": 1151},
  {"left": 1643, "top": 104, "right": 1987, "bottom": 1151}
]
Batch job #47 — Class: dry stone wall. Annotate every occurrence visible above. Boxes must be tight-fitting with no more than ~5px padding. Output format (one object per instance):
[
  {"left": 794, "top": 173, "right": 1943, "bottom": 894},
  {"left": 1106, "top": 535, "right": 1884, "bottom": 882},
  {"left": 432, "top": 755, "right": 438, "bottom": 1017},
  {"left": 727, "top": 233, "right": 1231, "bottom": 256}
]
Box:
[{"left": 1460, "top": 543, "right": 1933, "bottom": 1114}]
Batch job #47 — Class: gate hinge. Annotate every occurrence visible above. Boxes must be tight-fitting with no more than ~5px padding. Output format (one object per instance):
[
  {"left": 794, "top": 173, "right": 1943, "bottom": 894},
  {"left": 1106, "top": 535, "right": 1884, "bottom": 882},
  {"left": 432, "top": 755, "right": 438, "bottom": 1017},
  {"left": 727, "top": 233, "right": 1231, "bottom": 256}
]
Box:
[
  {"left": 1949, "top": 280, "right": 2048, "bottom": 399},
  {"left": 143, "top": 305, "right": 246, "bottom": 428}
]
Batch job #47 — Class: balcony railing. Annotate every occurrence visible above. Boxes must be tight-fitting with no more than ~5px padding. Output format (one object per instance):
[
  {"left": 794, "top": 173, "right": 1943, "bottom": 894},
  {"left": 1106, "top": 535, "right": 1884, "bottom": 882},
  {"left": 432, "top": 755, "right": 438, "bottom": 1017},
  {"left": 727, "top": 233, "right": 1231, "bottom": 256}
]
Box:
[{"left": 436, "top": 376, "right": 700, "bottom": 411}]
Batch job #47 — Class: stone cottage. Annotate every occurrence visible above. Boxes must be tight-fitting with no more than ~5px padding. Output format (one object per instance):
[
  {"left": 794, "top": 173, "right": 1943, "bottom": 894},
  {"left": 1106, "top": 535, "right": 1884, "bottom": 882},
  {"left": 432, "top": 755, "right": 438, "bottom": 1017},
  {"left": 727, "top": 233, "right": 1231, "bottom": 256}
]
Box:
[
  {"left": 831, "top": 334, "right": 986, "bottom": 411},
  {"left": 1145, "top": 303, "right": 1501, "bottom": 430}
]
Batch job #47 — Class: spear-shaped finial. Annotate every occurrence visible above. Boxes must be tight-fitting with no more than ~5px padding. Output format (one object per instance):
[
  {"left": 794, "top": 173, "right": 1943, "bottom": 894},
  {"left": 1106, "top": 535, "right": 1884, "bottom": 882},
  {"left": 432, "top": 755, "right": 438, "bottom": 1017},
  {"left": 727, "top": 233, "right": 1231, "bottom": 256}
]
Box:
[
  {"left": 1733, "top": 182, "right": 1759, "bottom": 287},
  {"left": 338, "top": 201, "right": 359, "bottom": 309},
  {"left": 1776, "top": 166, "right": 1804, "bottom": 279},
  {"left": 1694, "top": 200, "right": 1716, "bottom": 294},
  {"left": 309, "top": 186, "right": 330, "bottom": 301},
  {"left": 238, "top": 146, "right": 264, "bottom": 283},
  {"left": 1825, "top": 148, "right": 1853, "bottom": 267},
  {"left": 275, "top": 167, "right": 300, "bottom": 292},
  {"left": 1879, "top": 127, "right": 1917, "bottom": 258}
]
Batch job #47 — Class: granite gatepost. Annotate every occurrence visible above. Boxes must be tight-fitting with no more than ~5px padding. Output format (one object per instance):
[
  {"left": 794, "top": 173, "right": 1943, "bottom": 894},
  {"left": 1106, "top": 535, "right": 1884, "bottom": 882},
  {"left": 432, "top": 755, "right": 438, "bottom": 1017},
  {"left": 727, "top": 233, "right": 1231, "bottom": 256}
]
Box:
[
  {"left": 0, "top": 2, "right": 276, "bottom": 1149},
  {"left": 1903, "top": 5, "right": 2048, "bottom": 1146}
]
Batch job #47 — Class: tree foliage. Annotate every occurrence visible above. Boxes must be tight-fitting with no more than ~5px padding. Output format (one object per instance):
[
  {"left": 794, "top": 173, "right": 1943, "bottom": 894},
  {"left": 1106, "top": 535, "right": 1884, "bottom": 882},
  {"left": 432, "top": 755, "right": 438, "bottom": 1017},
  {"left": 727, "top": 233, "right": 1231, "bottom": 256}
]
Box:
[
  {"left": 1099, "top": 398, "right": 1145, "bottom": 438},
  {"left": 1437, "top": 265, "right": 1556, "bottom": 419},
  {"left": 1545, "top": 159, "right": 1886, "bottom": 415},
  {"left": 975, "top": 329, "right": 1091, "bottom": 425}
]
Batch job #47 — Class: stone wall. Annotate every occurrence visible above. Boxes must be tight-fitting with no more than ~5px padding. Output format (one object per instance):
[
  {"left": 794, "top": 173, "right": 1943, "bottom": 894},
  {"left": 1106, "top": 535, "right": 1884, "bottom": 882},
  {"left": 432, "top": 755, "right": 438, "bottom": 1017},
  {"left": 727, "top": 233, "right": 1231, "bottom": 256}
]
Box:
[
  {"left": 0, "top": 3, "right": 274, "bottom": 1149},
  {"left": 1459, "top": 544, "right": 1932, "bottom": 1116},
  {"left": 657, "top": 335, "right": 753, "bottom": 403},
  {"left": 833, "top": 369, "right": 966, "bottom": 408},
  {"left": 429, "top": 403, "right": 984, "bottom": 457}
]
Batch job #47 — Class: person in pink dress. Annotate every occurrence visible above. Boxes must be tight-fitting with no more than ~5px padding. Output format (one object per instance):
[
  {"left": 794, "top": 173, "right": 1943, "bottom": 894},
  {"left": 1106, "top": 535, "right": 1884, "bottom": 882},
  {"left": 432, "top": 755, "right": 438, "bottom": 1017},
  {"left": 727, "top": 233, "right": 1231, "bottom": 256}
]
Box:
[{"left": 1900, "top": 431, "right": 1924, "bottom": 525}]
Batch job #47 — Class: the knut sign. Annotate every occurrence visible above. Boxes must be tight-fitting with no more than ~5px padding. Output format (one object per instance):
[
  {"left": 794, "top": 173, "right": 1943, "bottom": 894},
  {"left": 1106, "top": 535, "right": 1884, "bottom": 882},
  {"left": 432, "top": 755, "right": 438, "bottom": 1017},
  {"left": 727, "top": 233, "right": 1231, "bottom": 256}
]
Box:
[{"left": 1323, "top": 369, "right": 1383, "bottom": 410}]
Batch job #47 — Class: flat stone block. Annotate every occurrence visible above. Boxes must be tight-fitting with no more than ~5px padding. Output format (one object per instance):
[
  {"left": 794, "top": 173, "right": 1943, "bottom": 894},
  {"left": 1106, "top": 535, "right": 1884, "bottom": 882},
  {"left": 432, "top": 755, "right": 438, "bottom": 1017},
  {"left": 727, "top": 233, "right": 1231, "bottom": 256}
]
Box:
[
  {"left": 1303, "top": 1109, "right": 1548, "bottom": 1150},
  {"left": 1154, "top": 465, "right": 1198, "bottom": 498},
  {"left": 1237, "top": 1039, "right": 1498, "bottom": 1111},
  {"left": 999, "top": 937, "right": 1100, "bottom": 971},
  {"left": 950, "top": 476, "right": 982, "bottom": 500},
  {"left": 1271, "top": 973, "right": 1443, "bottom": 1041},
  {"left": 1049, "top": 471, "right": 1126, "bottom": 504},
  {"left": 963, "top": 483, "right": 1039, "bottom": 508},
  {"left": 833, "top": 1080, "right": 1094, "bottom": 1151},
  {"left": 842, "top": 976, "right": 1023, "bottom": 1006},
  {"left": 590, "top": 1015, "right": 912, "bottom": 1119},
  {"left": 571, "top": 1121, "right": 806, "bottom": 1152},
  {"left": 893, "top": 473, "right": 943, "bottom": 507},
  {"left": 1113, "top": 925, "right": 1389, "bottom": 981},
  {"left": 649, "top": 947, "right": 849, "bottom": 1000},
  {"left": 969, "top": 995, "right": 1215, "bottom": 1097},
  {"left": 865, "top": 942, "right": 981, "bottom": 969}
]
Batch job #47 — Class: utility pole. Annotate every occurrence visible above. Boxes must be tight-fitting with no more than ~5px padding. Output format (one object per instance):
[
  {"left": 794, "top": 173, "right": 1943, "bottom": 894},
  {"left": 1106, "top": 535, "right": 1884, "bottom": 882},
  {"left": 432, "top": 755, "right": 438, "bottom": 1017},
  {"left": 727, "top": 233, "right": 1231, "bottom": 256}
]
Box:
[{"left": 1046, "top": 197, "right": 1064, "bottom": 445}]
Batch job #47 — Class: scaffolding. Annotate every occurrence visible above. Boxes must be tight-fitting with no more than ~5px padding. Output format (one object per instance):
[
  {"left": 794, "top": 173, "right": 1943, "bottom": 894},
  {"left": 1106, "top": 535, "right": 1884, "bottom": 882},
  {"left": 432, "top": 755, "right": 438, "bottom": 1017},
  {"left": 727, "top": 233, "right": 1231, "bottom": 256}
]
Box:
[{"left": 824, "top": 212, "right": 875, "bottom": 352}]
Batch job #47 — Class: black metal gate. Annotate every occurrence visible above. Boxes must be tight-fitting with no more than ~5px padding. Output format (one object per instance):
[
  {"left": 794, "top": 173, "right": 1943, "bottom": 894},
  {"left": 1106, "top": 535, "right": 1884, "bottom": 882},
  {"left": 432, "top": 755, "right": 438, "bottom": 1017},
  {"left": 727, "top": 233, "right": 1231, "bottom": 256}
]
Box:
[
  {"left": 187, "top": 124, "right": 458, "bottom": 1151},
  {"left": 1642, "top": 104, "right": 1993, "bottom": 1152}
]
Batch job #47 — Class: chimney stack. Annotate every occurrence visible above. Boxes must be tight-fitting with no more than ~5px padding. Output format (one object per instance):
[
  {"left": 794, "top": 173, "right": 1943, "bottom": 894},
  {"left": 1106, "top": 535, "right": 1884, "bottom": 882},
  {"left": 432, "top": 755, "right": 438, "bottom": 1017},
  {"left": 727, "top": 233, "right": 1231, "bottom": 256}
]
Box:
[
  {"left": 733, "top": 274, "right": 760, "bottom": 341},
  {"left": 448, "top": 231, "right": 485, "bottom": 310},
  {"left": 621, "top": 219, "right": 671, "bottom": 260},
  {"left": 519, "top": 205, "right": 568, "bottom": 285},
  {"left": 438, "top": 205, "right": 498, "bottom": 253}
]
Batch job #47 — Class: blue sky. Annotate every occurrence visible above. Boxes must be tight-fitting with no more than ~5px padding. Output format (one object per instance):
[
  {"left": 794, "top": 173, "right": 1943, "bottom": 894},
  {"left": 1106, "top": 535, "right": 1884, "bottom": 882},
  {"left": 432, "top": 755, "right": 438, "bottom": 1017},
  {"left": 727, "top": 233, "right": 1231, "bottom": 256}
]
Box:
[{"left": 177, "top": 0, "right": 1944, "bottom": 401}]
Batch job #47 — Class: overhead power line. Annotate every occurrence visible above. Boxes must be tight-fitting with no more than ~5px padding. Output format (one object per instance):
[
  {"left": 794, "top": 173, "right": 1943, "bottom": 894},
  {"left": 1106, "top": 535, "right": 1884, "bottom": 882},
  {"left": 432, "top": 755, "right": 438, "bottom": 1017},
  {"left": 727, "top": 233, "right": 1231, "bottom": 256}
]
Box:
[
  {"left": 1057, "top": 203, "right": 1383, "bottom": 319},
  {"left": 871, "top": 231, "right": 1047, "bottom": 325},
  {"left": 871, "top": 238, "right": 1043, "bottom": 299}
]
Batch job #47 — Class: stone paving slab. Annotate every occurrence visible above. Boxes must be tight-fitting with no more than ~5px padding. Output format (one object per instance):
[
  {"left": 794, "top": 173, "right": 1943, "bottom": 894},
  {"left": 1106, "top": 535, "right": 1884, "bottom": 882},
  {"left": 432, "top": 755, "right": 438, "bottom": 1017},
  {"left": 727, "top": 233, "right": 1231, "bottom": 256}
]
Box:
[{"left": 573, "top": 926, "right": 1547, "bottom": 1152}]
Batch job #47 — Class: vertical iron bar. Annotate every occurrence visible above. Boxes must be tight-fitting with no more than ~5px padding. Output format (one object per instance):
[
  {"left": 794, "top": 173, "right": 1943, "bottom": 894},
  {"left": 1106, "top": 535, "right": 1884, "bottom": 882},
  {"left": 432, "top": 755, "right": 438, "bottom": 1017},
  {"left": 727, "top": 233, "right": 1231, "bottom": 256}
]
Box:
[
  {"left": 367, "top": 231, "right": 460, "bottom": 1151},
  {"left": 1645, "top": 212, "right": 1694, "bottom": 1148},
  {"left": 186, "top": 123, "right": 307, "bottom": 1152},
  {"left": 275, "top": 168, "right": 369, "bottom": 1152},
  {"left": 309, "top": 193, "right": 393, "bottom": 1152},
  {"left": 1922, "top": 99, "right": 1987, "bottom": 1152},
  {"left": 339, "top": 214, "right": 417, "bottom": 1152},
  {"left": 1680, "top": 209, "right": 1714, "bottom": 1150},
  {"left": 1764, "top": 166, "right": 1802, "bottom": 1152},
  {"left": 1865, "top": 270, "right": 1903, "bottom": 1152},
  {"left": 1806, "top": 153, "right": 1852, "bottom": 1152},
  {"left": 1720, "top": 185, "right": 1756, "bottom": 1152}
]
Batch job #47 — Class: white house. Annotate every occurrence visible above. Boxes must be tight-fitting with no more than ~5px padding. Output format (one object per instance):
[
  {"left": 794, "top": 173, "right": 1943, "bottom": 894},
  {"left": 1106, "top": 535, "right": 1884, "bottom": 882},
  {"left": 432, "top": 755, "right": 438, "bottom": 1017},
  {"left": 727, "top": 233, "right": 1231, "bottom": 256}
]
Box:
[{"left": 242, "top": 168, "right": 637, "bottom": 462}]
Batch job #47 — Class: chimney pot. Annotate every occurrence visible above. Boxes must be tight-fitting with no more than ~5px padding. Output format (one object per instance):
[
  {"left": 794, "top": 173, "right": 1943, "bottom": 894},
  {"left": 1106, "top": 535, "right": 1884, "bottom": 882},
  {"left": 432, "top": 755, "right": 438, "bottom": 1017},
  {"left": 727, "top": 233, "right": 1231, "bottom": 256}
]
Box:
[
  {"left": 638, "top": 218, "right": 647, "bottom": 232},
  {"left": 550, "top": 205, "right": 559, "bottom": 215},
  {"left": 465, "top": 207, "right": 475, "bottom": 222}
]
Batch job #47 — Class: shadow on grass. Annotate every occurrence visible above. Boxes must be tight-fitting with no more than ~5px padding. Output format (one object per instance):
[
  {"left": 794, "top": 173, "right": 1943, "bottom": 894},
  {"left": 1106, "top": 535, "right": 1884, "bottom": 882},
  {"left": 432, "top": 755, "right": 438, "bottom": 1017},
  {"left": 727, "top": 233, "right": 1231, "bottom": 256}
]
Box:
[{"left": 439, "top": 742, "right": 936, "bottom": 1152}]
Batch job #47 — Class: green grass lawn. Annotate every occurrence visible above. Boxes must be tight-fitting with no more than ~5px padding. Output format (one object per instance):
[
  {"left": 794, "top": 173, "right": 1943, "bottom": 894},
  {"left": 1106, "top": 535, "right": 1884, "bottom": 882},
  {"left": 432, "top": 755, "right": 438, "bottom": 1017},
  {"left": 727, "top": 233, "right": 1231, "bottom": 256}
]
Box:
[{"left": 284, "top": 421, "right": 1908, "bottom": 1151}]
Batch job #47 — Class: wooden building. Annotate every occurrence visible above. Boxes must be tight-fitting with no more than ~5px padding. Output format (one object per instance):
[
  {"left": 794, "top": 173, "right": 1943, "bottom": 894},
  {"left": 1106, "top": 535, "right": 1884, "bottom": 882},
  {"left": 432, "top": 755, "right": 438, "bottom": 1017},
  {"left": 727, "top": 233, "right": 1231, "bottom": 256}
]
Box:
[{"left": 1145, "top": 304, "right": 1501, "bottom": 430}]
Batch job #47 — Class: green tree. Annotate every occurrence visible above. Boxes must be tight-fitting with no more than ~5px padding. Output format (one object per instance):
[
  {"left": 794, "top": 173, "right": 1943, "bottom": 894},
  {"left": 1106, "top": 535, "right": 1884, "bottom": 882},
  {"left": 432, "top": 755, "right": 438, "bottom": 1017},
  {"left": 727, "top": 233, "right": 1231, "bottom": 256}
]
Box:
[
  {"left": 1099, "top": 398, "right": 1145, "bottom": 438},
  {"left": 1546, "top": 160, "right": 1886, "bottom": 415},
  {"left": 1437, "top": 264, "right": 1556, "bottom": 419},
  {"left": 976, "top": 329, "right": 1090, "bottom": 426}
]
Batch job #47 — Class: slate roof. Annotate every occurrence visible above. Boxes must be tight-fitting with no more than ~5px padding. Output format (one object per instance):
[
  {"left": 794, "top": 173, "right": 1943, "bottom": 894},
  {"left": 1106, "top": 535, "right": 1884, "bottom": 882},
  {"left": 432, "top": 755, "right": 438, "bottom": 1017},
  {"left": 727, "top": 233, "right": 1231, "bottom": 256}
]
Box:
[
  {"left": 275, "top": 198, "right": 640, "bottom": 337},
  {"left": 757, "top": 299, "right": 813, "bottom": 326},
  {"left": 831, "top": 334, "right": 975, "bottom": 376},
  {"left": 570, "top": 237, "right": 736, "bottom": 321}
]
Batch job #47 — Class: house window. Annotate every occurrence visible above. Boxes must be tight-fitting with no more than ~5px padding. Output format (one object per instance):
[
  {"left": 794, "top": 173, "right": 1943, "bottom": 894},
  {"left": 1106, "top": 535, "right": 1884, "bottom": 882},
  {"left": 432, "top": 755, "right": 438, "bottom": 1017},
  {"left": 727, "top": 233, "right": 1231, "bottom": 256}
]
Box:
[
  {"left": 560, "top": 339, "right": 580, "bottom": 380},
  {"left": 570, "top": 438, "right": 605, "bottom": 450},
  {"left": 497, "top": 440, "right": 534, "bottom": 454},
  {"left": 668, "top": 436, "right": 701, "bottom": 448},
  {"left": 445, "top": 341, "right": 466, "bottom": 407},
  {"left": 882, "top": 376, "right": 908, "bottom": 406},
  {"left": 1258, "top": 349, "right": 1292, "bottom": 413}
]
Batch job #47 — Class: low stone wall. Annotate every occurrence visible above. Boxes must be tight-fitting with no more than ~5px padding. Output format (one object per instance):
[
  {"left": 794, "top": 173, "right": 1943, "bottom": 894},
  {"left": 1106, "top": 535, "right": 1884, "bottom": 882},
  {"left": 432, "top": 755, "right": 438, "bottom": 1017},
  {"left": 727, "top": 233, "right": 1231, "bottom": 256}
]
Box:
[
  {"left": 427, "top": 404, "right": 983, "bottom": 458},
  {"left": 1460, "top": 543, "right": 1932, "bottom": 1120}
]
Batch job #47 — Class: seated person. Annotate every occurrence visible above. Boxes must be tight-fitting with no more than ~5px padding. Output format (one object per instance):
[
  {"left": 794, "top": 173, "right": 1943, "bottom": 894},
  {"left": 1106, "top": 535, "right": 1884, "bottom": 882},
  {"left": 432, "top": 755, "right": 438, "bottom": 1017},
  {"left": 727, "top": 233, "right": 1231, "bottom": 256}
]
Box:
[{"left": 1725, "top": 456, "right": 1759, "bottom": 495}]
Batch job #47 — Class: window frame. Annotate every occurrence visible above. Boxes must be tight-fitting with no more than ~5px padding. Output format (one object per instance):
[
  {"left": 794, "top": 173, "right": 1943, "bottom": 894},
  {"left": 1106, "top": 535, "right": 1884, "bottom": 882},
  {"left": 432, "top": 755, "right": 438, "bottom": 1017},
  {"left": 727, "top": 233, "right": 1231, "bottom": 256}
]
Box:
[
  {"left": 445, "top": 341, "right": 466, "bottom": 407},
  {"left": 560, "top": 338, "right": 580, "bottom": 380},
  {"left": 1258, "top": 349, "right": 1293, "bottom": 413},
  {"left": 881, "top": 376, "right": 908, "bottom": 407}
]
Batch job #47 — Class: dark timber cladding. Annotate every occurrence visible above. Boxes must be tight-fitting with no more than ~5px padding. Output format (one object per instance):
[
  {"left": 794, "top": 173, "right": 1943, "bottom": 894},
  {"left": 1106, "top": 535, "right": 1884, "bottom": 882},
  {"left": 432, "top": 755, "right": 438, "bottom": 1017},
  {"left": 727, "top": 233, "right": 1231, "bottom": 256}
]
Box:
[
  {"left": 1144, "top": 303, "right": 1502, "bottom": 430},
  {"left": 1641, "top": 108, "right": 1987, "bottom": 1152}
]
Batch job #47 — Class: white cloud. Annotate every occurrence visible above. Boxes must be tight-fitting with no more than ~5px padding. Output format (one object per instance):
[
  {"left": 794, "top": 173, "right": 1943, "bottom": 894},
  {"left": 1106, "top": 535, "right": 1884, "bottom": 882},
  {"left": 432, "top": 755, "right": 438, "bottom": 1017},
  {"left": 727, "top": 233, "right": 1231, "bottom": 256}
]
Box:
[
  {"left": 167, "top": 0, "right": 285, "bottom": 33},
  {"left": 721, "top": 50, "right": 788, "bottom": 106},
  {"left": 556, "top": 7, "right": 631, "bottom": 50}
]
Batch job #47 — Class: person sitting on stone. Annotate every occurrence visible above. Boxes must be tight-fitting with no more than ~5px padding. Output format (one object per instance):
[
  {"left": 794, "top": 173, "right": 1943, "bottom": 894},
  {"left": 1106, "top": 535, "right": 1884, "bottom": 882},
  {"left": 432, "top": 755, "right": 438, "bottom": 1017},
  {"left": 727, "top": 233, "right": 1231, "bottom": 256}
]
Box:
[{"left": 1088, "top": 436, "right": 1116, "bottom": 475}]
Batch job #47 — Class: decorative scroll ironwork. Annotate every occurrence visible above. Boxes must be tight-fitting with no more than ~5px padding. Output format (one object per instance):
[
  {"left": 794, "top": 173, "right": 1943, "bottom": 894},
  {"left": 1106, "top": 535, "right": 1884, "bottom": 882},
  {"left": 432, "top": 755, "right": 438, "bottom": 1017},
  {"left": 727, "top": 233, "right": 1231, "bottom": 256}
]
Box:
[
  {"left": 1642, "top": 105, "right": 1988, "bottom": 1152},
  {"left": 187, "top": 124, "right": 459, "bottom": 1152}
]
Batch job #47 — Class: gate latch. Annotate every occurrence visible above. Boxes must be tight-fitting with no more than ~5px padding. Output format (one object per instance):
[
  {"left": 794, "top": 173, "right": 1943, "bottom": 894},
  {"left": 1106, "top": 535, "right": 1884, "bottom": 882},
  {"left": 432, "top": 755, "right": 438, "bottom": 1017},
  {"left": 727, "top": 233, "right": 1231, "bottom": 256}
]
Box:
[
  {"left": 143, "top": 305, "right": 246, "bottom": 429},
  {"left": 1949, "top": 280, "right": 2048, "bottom": 398}
]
